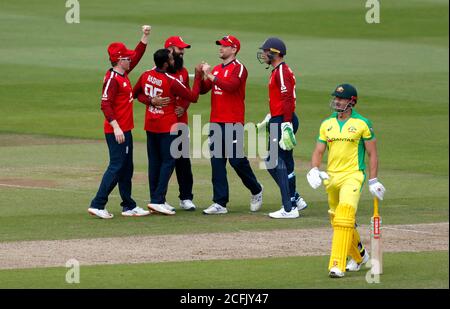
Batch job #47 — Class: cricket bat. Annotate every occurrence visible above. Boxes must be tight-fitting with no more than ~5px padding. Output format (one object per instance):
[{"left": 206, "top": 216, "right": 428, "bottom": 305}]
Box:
[{"left": 370, "top": 197, "right": 383, "bottom": 275}]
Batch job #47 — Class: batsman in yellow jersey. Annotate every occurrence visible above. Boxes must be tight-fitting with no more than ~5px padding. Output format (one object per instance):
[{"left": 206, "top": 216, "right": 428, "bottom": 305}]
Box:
[{"left": 307, "top": 84, "right": 386, "bottom": 278}]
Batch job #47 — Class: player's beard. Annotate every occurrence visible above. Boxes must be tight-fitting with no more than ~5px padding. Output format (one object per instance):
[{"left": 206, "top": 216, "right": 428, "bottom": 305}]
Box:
[
  {"left": 173, "top": 53, "right": 184, "bottom": 72},
  {"left": 167, "top": 62, "right": 177, "bottom": 74}
]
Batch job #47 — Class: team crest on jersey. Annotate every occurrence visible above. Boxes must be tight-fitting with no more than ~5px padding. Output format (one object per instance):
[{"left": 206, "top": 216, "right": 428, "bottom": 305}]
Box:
[
  {"left": 327, "top": 126, "right": 333, "bottom": 131},
  {"left": 348, "top": 126, "right": 357, "bottom": 133},
  {"left": 123, "top": 82, "right": 128, "bottom": 87}
]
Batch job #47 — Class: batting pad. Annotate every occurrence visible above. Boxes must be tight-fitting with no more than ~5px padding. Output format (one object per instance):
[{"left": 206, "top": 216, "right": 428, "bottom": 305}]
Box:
[{"left": 328, "top": 203, "right": 356, "bottom": 272}]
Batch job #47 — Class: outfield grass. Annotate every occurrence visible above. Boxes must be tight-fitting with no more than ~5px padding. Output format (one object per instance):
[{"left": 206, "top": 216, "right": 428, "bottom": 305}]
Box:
[{"left": 0, "top": 251, "right": 447, "bottom": 289}]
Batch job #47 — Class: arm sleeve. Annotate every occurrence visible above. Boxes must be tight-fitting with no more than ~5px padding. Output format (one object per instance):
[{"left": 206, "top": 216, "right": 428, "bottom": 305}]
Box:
[
  {"left": 170, "top": 75, "right": 201, "bottom": 103},
  {"left": 212, "top": 64, "right": 246, "bottom": 93},
  {"left": 317, "top": 122, "right": 327, "bottom": 144},
  {"left": 200, "top": 78, "right": 213, "bottom": 94},
  {"left": 362, "top": 120, "right": 375, "bottom": 140},
  {"left": 101, "top": 76, "right": 119, "bottom": 123},
  {"left": 275, "top": 66, "right": 295, "bottom": 122},
  {"left": 128, "top": 41, "right": 147, "bottom": 73},
  {"left": 132, "top": 74, "right": 151, "bottom": 105}
]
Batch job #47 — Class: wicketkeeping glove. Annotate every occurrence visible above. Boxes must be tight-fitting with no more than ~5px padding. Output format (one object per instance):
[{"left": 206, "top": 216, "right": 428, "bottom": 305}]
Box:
[
  {"left": 279, "top": 122, "right": 296, "bottom": 150},
  {"left": 256, "top": 113, "right": 271, "bottom": 131},
  {"left": 369, "top": 178, "right": 386, "bottom": 200},
  {"left": 306, "top": 167, "right": 329, "bottom": 189}
]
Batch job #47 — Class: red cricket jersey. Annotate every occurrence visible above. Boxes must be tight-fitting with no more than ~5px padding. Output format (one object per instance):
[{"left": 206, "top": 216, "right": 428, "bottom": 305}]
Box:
[
  {"left": 133, "top": 69, "right": 201, "bottom": 133},
  {"left": 169, "top": 67, "right": 190, "bottom": 124},
  {"left": 101, "top": 41, "right": 146, "bottom": 133},
  {"left": 269, "top": 62, "right": 296, "bottom": 122},
  {"left": 200, "top": 59, "right": 247, "bottom": 123}
]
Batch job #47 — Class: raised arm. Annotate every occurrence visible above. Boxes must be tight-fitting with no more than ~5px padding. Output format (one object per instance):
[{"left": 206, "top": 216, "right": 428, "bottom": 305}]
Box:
[{"left": 128, "top": 25, "right": 151, "bottom": 73}]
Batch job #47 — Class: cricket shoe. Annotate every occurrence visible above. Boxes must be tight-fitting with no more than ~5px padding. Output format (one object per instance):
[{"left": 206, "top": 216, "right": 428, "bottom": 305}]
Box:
[
  {"left": 295, "top": 196, "right": 308, "bottom": 211},
  {"left": 250, "top": 184, "right": 264, "bottom": 212},
  {"left": 346, "top": 251, "right": 370, "bottom": 272},
  {"left": 88, "top": 208, "right": 114, "bottom": 219},
  {"left": 329, "top": 267, "right": 345, "bottom": 278},
  {"left": 121, "top": 206, "right": 150, "bottom": 217},
  {"left": 147, "top": 203, "right": 176, "bottom": 215},
  {"left": 203, "top": 203, "right": 228, "bottom": 215},
  {"left": 163, "top": 202, "right": 176, "bottom": 212},
  {"left": 180, "top": 199, "right": 196, "bottom": 211},
  {"left": 268, "top": 207, "right": 299, "bottom": 219}
]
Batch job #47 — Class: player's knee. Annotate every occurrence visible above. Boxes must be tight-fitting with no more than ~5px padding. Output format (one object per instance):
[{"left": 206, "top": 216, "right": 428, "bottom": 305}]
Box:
[{"left": 333, "top": 203, "right": 356, "bottom": 228}]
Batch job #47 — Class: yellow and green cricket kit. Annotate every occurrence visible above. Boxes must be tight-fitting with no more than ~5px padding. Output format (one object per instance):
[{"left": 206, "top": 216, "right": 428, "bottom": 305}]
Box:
[{"left": 318, "top": 110, "right": 375, "bottom": 173}]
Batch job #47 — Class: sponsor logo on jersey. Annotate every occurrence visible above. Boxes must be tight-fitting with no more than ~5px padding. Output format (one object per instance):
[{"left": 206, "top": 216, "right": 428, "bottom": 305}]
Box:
[{"left": 327, "top": 137, "right": 356, "bottom": 143}]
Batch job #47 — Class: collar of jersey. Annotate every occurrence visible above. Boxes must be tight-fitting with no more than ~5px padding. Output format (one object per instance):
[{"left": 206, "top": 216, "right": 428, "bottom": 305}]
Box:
[
  {"left": 272, "top": 61, "right": 286, "bottom": 72},
  {"left": 332, "top": 109, "right": 359, "bottom": 119},
  {"left": 221, "top": 59, "right": 236, "bottom": 68},
  {"left": 111, "top": 68, "right": 125, "bottom": 76}
]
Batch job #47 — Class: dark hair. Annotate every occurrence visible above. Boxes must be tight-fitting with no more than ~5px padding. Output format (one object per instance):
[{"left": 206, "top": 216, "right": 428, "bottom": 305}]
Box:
[
  {"left": 110, "top": 61, "right": 118, "bottom": 67},
  {"left": 154, "top": 49, "right": 171, "bottom": 69}
]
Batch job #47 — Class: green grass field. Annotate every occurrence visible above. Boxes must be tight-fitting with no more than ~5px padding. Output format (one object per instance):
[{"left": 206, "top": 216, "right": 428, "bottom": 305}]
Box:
[
  {"left": 0, "top": 0, "right": 448, "bottom": 289},
  {"left": 0, "top": 252, "right": 448, "bottom": 289}
]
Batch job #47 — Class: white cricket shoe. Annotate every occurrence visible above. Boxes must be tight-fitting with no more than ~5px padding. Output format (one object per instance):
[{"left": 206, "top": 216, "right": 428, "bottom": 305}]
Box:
[
  {"left": 203, "top": 203, "right": 228, "bottom": 215},
  {"left": 163, "top": 202, "right": 176, "bottom": 212},
  {"left": 268, "top": 207, "right": 299, "bottom": 219},
  {"left": 346, "top": 251, "right": 370, "bottom": 272},
  {"left": 180, "top": 199, "right": 196, "bottom": 211},
  {"left": 88, "top": 208, "right": 114, "bottom": 219},
  {"left": 329, "top": 267, "right": 345, "bottom": 278},
  {"left": 250, "top": 185, "right": 264, "bottom": 212},
  {"left": 121, "top": 206, "right": 150, "bottom": 217},
  {"left": 296, "top": 196, "right": 308, "bottom": 211},
  {"left": 147, "top": 203, "right": 176, "bottom": 215}
]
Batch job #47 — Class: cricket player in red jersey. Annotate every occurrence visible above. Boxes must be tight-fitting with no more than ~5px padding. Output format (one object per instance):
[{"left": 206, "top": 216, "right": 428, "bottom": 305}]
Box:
[
  {"left": 256, "top": 37, "right": 307, "bottom": 219},
  {"left": 88, "top": 26, "right": 152, "bottom": 219},
  {"left": 164, "top": 36, "right": 196, "bottom": 211},
  {"left": 200, "top": 35, "right": 263, "bottom": 215},
  {"left": 133, "top": 49, "right": 202, "bottom": 215}
]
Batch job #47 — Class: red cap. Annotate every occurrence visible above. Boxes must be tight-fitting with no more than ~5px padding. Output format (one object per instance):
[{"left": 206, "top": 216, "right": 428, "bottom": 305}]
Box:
[
  {"left": 107, "top": 42, "right": 135, "bottom": 62},
  {"left": 216, "top": 35, "right": 240, "bottom": 52},
  {"left": 164, "top": 36, "right": 191, "bottom": 49}
]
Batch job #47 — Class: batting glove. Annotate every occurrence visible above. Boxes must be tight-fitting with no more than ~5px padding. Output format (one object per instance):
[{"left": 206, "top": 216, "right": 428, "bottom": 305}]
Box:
[
  {"left": 307, "top": 167, "right": 329, "bottom": 189},
  {"left": 256, "top": 113, "right": 271, "bottom": 131},
  {"left": 369, "top": 178, "right": 386, "bottom": 200},
  {"left": 279, "top": 122, "right": 296, "bottom": 150}
]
